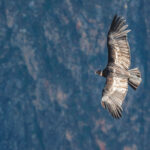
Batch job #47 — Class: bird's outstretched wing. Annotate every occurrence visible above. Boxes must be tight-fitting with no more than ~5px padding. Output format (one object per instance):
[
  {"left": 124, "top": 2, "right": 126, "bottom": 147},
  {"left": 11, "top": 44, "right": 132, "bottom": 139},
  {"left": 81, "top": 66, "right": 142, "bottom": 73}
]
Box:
[
  {"left": 101, "top": 75, "right": 128, "bottom": 119},
  {"left": 107, "top": 15, "right": 131, "bottom": 69}
]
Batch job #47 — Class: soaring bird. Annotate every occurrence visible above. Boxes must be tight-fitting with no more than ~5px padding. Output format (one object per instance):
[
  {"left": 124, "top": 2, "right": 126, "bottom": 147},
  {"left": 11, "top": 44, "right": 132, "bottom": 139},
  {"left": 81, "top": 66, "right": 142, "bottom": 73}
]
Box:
[{"left": 95, "top": 15, "right": 142, "bottom": 119}]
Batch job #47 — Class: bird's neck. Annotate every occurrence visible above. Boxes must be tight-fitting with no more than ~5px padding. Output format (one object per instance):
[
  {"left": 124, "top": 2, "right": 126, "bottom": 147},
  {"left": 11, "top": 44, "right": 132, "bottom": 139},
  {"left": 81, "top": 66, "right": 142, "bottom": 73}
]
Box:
[{"left": 102, "top": 69, "right": 107, "bottom": 77}]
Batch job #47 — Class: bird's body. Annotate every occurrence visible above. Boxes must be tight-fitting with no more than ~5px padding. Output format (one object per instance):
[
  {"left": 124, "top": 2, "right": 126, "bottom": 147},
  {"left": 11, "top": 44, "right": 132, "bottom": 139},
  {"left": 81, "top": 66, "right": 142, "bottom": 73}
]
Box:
[
  {"left": 103, "top": 64, "right": 130, "bottom": 78},
  {"left": 96, "top": 15, "right": 142, "bottom": 119}
]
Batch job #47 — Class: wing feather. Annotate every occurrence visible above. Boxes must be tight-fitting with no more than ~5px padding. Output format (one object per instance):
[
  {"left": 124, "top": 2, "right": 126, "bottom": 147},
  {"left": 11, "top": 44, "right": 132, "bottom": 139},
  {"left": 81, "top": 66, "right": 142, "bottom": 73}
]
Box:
[
  {"left": 107, "top": 15, "right": 131, "bottom": 69},
  {"left": 101, "top": 75, "right": 128, "bottom": 119}
]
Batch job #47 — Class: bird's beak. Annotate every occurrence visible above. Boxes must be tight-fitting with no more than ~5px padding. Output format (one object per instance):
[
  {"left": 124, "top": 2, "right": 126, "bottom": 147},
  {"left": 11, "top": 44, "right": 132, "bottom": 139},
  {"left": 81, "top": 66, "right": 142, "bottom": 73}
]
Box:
[
  {"left": 95, "top": 70, "right": 98, "bottom": 75},
  {"left": 95, "top": 70, "right": 99, "bottom": 75}
]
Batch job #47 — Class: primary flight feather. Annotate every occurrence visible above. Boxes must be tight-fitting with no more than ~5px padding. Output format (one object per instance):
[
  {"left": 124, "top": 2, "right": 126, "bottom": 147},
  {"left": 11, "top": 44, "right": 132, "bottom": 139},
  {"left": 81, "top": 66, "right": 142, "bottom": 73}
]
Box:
[{"left": 96, "top": 15, "right": 142, "bottom": 119}]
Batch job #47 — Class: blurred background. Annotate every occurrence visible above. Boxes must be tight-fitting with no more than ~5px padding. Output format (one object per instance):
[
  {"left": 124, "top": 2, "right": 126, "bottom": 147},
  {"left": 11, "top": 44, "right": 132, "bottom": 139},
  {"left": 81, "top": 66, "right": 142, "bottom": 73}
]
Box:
[{"left": 0, "top": 0, "right": 149, "bottom": 150}]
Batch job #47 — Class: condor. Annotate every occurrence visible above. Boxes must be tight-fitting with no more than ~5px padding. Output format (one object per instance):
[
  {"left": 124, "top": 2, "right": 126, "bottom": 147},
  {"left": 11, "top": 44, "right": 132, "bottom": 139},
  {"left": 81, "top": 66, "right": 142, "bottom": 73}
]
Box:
[{"left": 96, "top": 15, "right": 142, "bottom": 119}]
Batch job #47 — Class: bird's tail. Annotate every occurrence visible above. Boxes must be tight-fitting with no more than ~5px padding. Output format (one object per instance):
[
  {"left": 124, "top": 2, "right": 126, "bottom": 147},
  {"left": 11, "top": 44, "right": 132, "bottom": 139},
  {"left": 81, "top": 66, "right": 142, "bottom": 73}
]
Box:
[{"left": 128, "top": 68, "right": 142, "bottom": 90}]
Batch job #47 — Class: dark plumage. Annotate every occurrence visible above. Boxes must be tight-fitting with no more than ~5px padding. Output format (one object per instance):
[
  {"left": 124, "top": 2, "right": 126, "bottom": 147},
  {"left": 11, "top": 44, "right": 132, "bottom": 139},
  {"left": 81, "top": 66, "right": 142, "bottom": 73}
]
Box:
[{"left": 96, "top": 15, "right": 142, "bottom": 119}]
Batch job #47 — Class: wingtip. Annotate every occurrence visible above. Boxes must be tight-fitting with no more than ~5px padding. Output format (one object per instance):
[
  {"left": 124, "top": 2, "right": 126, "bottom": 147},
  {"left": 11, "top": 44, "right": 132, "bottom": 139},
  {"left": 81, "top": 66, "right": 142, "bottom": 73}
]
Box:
[
  {"left": 110, "top": 15, "right": 128, "bottom": 33},
  {"left": 112, "top": 106, "right": 123, "bottom": 119},
  {"left": 113, "top": 14, "right": 124, "bottom": 20},
  {"left": 113, "top": 14, "right": 118, "bottom": 19},
  {"left": 101, "top": 99, "right": 123, "bottom": 119}
]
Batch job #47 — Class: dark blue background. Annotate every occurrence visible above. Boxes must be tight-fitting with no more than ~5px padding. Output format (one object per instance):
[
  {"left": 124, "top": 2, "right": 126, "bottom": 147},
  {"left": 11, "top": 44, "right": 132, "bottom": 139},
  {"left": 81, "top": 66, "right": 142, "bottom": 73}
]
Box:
[{"left": 0, "top": 0, "right": 149, "bottom": 150}]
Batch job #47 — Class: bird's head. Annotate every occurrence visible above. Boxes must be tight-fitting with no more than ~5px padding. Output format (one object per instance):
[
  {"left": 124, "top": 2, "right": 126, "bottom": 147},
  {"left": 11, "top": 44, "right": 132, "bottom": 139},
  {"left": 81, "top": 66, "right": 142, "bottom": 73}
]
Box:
[{"left": 95, "top": 70, "right": 103, "bottom": 76}]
